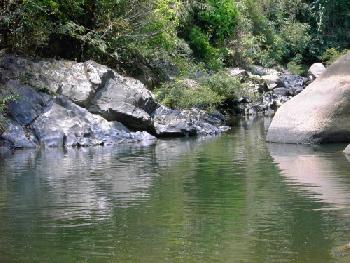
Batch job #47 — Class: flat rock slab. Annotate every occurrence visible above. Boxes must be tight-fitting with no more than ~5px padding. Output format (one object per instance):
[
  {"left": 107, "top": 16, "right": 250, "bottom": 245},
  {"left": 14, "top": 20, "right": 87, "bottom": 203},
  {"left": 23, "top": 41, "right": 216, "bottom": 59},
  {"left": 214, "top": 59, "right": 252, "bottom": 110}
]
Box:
[{"left": 267, "top": 54, "right": 350, "bottom": 144}]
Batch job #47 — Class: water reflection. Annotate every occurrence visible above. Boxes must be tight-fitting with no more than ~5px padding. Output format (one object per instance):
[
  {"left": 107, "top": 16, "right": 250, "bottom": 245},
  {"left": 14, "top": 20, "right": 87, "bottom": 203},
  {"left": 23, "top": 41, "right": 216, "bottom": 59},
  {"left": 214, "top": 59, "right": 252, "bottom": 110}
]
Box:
[
  {"left": 268, "top": 143, "right": 350, "bottom": 209},
  {"left": 1, "top": 119, "right": 350, "bottom": 263}
]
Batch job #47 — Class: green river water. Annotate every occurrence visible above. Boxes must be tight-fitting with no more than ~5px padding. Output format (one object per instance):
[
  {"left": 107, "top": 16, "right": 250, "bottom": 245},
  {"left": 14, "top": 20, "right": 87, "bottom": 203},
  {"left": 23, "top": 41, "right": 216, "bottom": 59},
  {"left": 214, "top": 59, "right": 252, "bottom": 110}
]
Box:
[{"left": 1, "top": 118, "right": 350, "bottom": 263}]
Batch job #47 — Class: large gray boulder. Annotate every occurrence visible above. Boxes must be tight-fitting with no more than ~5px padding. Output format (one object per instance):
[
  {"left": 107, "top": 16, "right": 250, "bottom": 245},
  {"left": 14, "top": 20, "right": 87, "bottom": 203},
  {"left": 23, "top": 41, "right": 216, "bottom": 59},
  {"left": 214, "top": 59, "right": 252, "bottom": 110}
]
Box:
[
  {"left": 88, "top": 75, "right": 158, "bottom": 131},
  {"left": 267, "top": 54, "right": 350, "bottom": 144},
  {"left": 280, "top": 74, "right": 306, "bottom": 95},
  {"left": 0, "top": 55, "right": 110, "bottom": 107}
]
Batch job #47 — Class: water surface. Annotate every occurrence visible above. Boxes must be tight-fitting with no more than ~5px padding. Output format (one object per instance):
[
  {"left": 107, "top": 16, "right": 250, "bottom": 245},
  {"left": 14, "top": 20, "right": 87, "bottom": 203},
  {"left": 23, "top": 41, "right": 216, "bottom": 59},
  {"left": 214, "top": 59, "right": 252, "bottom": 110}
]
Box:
[{"left": 1, "top": 118, "right": 350, "bottom": 263}]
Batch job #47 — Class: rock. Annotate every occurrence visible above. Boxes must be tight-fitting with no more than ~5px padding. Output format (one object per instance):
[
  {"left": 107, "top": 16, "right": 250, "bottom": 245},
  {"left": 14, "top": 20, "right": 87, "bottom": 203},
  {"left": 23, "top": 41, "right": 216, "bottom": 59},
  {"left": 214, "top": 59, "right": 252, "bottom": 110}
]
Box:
[
  {"left": 88, "top": 75, "right": 158, "bottom": 131},
  {"left": 267, "top": 54, "right": 350, "bottom": 144},
  {"left": 344, "top": 145, "right": 350, "bottom": 155},
  {"left": 267, "top": 83, "right": 278, "bottom": 90},
  {"left": 273, "top": 87, "right": 291, "bottom": 96},
  {"left": 0, "top": 54, "right": 229, "bottom": 144},
  {"left": 226, "top": 68, "right": 248, "bottom": 79},
  {"left": 262, "top": 73, "right": 281, "bottom": 85},
  {"left": 5, "top": 80, "right": 52, "bottom": 125},
  {"left": 1, "top": 119, "right": 38, "bottom": 148},
  {"left": 0, "top": 55, "right": 113, "bottom": 107},
  {"left": 0, "top": 54, "right": 159, "bottom": 132},
  {"left": 153, "top": 106, "right": 228, "bottom": 137},
  {"left": 248, "top": 65, "right": 278, "bottom": 76},
  {"left": 31, "top": 96, "right": 155, "bottom": 147},
  {"left": 0, "top": 141, "right": 12, "bottom": 156},
  {"left": 308, "top": 63, "right": 326, "bottom": 80},
  {"left": 280, "top": 74, "right": 306, "bottom": 95}
]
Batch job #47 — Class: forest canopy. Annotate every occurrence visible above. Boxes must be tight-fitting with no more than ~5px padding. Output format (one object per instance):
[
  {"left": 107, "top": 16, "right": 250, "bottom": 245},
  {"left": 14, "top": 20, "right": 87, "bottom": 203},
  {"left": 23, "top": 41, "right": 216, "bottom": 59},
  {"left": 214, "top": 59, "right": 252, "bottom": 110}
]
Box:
[
  {"left": 0, "top": 0, "right": 349, "bottom": 110},
  {"left": 1, "top": 0, "right": 349, "bottom": 68}
]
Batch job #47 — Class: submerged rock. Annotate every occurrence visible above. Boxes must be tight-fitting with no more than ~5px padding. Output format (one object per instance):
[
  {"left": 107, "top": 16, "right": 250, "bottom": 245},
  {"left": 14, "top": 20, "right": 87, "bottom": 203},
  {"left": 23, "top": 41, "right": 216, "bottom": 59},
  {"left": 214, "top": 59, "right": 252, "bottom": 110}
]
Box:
[{"left": 267, "top": 54, "right": 350, "bottom": 144}]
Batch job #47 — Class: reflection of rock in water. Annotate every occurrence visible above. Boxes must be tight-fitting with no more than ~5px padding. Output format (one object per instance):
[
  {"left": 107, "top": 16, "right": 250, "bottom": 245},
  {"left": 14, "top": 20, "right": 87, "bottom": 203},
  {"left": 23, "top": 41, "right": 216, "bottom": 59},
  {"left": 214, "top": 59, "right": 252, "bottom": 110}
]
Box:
[
  {"left": 267, "top": 143, "right": 350, "bottom": 209},
  {"left": 345, "top": 154, "right": 350, "bottom": 163},
  {"left": 332, "top": 243, "right": 350, "bottom": 259},
  {"left": 0, "top": 137, "right": 215, "bottom": 221}
]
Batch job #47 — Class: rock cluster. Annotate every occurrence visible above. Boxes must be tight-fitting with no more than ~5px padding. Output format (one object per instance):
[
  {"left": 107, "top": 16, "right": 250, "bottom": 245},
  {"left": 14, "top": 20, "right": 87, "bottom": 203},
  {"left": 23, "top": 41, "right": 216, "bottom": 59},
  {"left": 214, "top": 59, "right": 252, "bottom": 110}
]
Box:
[
  {"left": 0, "top": 55, "right": 228, "bottom": 149},
  {"left": 228, "top": 65, "right": 313, "bottom": 117}
]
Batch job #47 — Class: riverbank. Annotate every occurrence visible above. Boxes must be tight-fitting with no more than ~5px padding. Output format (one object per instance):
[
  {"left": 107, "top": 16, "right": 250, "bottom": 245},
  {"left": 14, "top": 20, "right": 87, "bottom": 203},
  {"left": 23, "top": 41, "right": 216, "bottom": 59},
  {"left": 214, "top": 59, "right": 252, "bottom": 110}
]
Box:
[
  {"left": 0, "top": 53, "right": 329, "bottom": 151},
  {"left": 0, "top": 54, "right": 231, "bottom": 150}
]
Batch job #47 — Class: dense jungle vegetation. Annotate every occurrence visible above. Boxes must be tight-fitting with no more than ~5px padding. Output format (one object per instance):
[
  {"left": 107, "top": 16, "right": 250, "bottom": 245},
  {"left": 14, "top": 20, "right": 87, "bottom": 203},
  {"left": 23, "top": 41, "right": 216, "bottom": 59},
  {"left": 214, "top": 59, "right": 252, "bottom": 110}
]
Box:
[{"left": 0, "top": 0, "right": 349, "bottom": 111}]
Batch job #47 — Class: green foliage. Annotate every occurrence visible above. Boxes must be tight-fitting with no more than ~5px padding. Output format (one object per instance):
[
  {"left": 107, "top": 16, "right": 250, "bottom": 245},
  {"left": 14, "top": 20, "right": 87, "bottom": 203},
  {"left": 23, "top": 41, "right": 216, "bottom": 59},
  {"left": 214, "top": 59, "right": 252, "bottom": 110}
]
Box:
[
  {"left": 155, "top": 79, "right": 222, "bottom": 110},
  {"left": 181, "top": 0, "right": 239, "bottom": 69},
  {"left": 187, "top": 27, "right": 222, "bottom": 70},
  {"left": 1, "top": 0, "right": 349, "bottom": 112},
  {"left": 1, "top": 0, "right": 183, "bottom": 61},
  {"left": 0, "top": 95, "right": 15, "bottom": 115},
  {"left": 196, "top": 0, "right": 239, "bottom": 45},
  {"left": 155, "top": 71, "right": 243, "bottom": 111},
  {"left": 320, "top": 48, "right": 349, "bottom": 66},
  {"left": 200, "top": 71, "right": 243, "bottom": 100},
  {"left": 280, "top": 22, "right": 311, "bottom": 58},
  {"left": 0, "top": 94, "right": 16, "bottom": 132}
]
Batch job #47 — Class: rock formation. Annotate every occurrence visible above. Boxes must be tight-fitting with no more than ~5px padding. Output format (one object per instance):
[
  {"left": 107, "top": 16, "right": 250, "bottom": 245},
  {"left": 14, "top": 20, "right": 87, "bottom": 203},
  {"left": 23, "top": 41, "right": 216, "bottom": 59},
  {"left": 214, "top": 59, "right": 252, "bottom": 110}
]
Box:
[{"left": 267, "top": 54, "right": 350, "bottom": 144}]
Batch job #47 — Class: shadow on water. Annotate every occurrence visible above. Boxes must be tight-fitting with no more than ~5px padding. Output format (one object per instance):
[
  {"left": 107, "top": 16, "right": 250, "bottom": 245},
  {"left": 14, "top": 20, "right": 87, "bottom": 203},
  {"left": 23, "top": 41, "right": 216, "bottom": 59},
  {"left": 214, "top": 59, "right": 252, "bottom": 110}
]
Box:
[{"left": 0, "top": 118, "right": 350, "bottom": 262}]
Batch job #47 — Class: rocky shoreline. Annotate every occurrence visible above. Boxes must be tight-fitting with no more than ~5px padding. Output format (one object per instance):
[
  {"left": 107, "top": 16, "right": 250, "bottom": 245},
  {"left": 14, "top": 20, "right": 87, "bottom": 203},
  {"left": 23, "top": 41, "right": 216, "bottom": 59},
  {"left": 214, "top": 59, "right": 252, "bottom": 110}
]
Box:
[
  {"left": 227, "top": 63, "right": 325, "bottom": 117},
  {"left": 0, "top": 54, "right": 230, "bottom": 150},
  {"left": 0, "top": 53, "right": 335, "bottom": 152}
]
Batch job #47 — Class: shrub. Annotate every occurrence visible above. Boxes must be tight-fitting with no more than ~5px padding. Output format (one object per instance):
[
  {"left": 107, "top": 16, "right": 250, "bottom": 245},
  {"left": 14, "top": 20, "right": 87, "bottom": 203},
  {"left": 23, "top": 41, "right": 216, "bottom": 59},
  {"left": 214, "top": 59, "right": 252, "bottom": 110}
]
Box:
[
  {"left": 280, "top": 22, "right": 311, "bottom": 59},
  {"left": 0, "top": 94, "right": 17, "bottom": 133},
  {"left": 155, "top": 71, "right": 244, "bottom": 111},
  {"left": 155, "top": 79, "right": 222, "bottom": 110},
  {"left": 321, "top": 48, "right": 349, "bottom": 66},
  {"left": 188, "top": 27, "right": 223, "bottom": 70},
  {"left": 287, "top": 54, "right": 306, "bottom": 75},
  {"left": 199, "top": 71, "right": 243, "bottom": 100}
]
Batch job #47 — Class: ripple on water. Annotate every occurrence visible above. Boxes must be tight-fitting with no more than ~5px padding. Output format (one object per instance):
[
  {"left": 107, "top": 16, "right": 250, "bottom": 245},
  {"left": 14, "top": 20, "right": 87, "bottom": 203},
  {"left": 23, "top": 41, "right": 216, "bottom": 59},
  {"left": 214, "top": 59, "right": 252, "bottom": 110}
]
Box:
[{"left": 0, "top": 118, "right": 350, "bottom": 262}]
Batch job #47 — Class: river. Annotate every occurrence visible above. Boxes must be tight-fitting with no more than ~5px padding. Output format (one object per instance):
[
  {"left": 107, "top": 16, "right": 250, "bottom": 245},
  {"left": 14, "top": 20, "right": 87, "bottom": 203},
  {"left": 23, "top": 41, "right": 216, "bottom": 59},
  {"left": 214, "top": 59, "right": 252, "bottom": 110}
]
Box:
[{"left": 1, "top": 118, "right": 350, "bottom": 263}]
